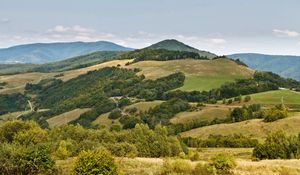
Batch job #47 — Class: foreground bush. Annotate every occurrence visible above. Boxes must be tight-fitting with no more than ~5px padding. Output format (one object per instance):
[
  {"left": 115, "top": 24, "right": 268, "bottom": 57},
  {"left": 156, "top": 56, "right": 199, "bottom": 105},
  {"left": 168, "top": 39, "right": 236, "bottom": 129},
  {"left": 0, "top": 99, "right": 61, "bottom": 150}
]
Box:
[
  {"left": 253, "top": 131, "right": 299, "bottom": 160},
  {"left": 210, "top": 154, "right": 236, "bottom": 174},
  {"left": 0, "top": 144, "right": 55, "bottom": 175},
  {"left": 72, "top": 150, "right": 118, "bottom": 175},
  {"left": 263, "top": 104, "right": 288, "bottom": 122}
]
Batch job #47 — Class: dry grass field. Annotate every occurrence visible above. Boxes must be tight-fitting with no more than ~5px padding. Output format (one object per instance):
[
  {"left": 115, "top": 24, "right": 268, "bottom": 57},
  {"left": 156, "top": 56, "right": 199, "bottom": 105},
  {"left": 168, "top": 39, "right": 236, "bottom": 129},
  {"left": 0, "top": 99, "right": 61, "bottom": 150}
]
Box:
[
  {"left": 55, "top": 148, "right": 300, "bottom": 175},
  {"left": 126, "top": 58, "right": 254, "bottom": 80},
  {"left": 170, "top": 106, "right": 230, "bottom": 124},
  {"left": 92, "top": 112, "right": 121, "bottom": 127},
  {"left": 46, "top": 108, "right": 90, "bottom": 128},
  {"left": 124, "top": 100, "right": 164, "bottom": 112},
  {"left": 180, "top": 112, "right": 300, "bottom": 140}
]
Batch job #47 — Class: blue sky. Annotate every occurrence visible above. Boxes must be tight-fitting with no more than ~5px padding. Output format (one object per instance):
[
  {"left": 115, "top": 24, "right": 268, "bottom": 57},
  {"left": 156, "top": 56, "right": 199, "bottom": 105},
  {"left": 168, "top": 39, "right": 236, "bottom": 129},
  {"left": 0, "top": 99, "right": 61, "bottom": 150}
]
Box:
[{"left": 0, "top": 0, "right": 300, "bottom": 55}]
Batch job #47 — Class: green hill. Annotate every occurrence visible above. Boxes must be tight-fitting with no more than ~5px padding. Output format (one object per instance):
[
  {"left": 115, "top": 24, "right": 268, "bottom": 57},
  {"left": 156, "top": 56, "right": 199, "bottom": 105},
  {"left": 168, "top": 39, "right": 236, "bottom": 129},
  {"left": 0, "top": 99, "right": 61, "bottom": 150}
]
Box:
[
  {"left": 0, "top": 41, "right": 132, "bottom": 64},
  {"left": 229, "top": 53, "right": 300, "bottom": 81},
  {"left": 0, "top": 51, "right": 126, "bottom": 75},
  {"left": 147, "top": 39, "right": 217, "bottom": 58},
  {"left": 248, "top": 89, "right": 300, "bottom": 105}
]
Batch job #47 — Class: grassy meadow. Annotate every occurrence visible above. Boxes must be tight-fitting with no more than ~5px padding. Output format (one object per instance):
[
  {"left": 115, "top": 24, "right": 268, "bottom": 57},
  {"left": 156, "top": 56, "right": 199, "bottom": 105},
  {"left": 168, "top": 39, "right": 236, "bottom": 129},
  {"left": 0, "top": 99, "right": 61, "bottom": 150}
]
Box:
[
  {"left": 46, "top": 108, "right": 91, "bottom": 128},
  {"left": 249, "top": 89, "right": 300, "bottom": 105},
  {"left": 180, "top": 112, "right": 300, "bottom": 140},
  {"left": 170, "top": 106, "right": 230, "bottom": 124},
  {"left": 178, "top": 74, "right": 245, "bottom": 91},
  {"left": 55, "top": 148, "right": 300, "bottom": 175}
]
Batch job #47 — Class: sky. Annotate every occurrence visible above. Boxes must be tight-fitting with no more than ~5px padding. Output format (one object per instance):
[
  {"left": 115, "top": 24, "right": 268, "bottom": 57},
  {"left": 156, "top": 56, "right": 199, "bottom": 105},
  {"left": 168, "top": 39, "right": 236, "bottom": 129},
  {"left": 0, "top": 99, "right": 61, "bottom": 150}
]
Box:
[{"left": 0, "top": 0, "right": 300, "bottom": 55}]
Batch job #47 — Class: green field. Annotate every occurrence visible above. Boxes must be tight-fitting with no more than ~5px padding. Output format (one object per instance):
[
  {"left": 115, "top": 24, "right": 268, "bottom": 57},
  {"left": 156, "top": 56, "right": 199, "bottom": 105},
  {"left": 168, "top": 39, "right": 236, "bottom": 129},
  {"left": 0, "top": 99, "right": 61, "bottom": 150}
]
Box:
[
  {"left": 249, "top": 90, "right": 300, "bottom": 105},
  {"left": 178, "top": 75, "right": 245, "bottom": 91}
]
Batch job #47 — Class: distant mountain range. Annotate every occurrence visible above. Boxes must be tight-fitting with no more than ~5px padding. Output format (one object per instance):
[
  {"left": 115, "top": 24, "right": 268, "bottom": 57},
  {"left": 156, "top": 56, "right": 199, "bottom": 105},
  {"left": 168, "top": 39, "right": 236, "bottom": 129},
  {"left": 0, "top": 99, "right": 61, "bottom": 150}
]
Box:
[
  {"left": 1, "top": 40, "right": 299, "bottom": 81},
  {"left": 229, "top": 53, "right": 300, "bottom": 81},
  {"left": 0, "top": 41, "right": 133, "bottom": 64},
  {"left": 147, "top": 39, "right": 217, "bottom": 59}
]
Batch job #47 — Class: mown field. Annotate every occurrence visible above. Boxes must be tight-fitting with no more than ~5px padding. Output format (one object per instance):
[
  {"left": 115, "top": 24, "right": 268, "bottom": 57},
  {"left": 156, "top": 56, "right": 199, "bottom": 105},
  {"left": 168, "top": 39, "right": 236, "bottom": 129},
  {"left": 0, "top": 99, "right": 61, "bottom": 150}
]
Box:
[
  {"left": 127, "top": 58, "right": 253, "bottom": 91},
  {"left": 178, "top": 74, "right": 245, "bottom": 92},
  {"left": 180, "top": 112, "right": 300, "bottom": 140},
  {"left": 249, "top": 89, "right": 300, "bottom": 105},
  {"left": 46, "top": 108, "right": 91, "bottom": 128},
  {"left": 124, "top": 100, "right": 164, "bottom": 112},
  {"left": 170, "top": 105, "right": 230, "bottom": 124}
]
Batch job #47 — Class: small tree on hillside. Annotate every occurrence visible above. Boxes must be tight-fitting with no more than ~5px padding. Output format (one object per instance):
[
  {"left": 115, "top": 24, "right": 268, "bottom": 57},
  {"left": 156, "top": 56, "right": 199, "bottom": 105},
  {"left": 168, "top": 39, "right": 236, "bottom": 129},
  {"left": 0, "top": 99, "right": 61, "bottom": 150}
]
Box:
[{"left": 72, "top": 149, "right": 118, "bottom": 175}]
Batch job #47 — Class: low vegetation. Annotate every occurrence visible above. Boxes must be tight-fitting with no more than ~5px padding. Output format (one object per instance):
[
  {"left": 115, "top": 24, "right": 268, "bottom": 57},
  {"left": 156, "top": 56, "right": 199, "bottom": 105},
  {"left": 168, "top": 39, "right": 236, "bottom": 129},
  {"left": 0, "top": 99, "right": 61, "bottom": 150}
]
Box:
[{"left": 253, "top": 131, "right": 300, "bottom": 160}]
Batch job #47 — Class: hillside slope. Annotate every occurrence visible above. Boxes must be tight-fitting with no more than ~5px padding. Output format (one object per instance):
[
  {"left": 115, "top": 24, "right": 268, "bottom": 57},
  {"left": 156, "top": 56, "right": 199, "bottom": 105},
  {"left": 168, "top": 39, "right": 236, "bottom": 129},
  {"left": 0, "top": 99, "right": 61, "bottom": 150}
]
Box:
[
  {"left": 181, "top": 112, "right": 300, "bottom": 140},
  {"left": 127, "top": 58, "right": 254, "bottom": 91},
  {"left": 229, "top": 53, "right": 300, "bottom": 81},
  {"left": 0, "top": 58, "right": 254, "bottom": 94},
  {"left": 147, "top": 39, "right": 217, "bottom": 58},
  {"left": 0, "top": 51, "right": 126, "bottom": 75},
  {"left": 0, "top": 41, "right": 132, "bottom": 64}
]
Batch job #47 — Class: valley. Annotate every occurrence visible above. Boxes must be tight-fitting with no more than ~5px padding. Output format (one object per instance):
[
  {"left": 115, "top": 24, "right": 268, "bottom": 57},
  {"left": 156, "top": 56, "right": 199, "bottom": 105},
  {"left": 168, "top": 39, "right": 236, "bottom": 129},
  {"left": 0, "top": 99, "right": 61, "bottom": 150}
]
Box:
[{"left": 1, "top": 39, "right": 300, "bottom": 175}]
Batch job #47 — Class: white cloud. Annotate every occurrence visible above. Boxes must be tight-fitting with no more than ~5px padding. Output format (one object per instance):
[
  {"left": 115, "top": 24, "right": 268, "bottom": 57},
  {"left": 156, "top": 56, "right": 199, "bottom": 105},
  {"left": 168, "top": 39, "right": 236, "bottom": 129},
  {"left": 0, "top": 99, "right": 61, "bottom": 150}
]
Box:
[
  {"left": 207, "top": 38, "right": 227, "bottom": 45},
  {"left": 1, "top": 18, "right": 10, "bottom": 23},
  {"left": 48, "top": 25, "right": 94, "bottom": 33},
  {"left": 46, "top": 25, "right": 115, "bottom": 42},
  {"left": 273, "top": 29, "right": 299, "bottom": 38}
]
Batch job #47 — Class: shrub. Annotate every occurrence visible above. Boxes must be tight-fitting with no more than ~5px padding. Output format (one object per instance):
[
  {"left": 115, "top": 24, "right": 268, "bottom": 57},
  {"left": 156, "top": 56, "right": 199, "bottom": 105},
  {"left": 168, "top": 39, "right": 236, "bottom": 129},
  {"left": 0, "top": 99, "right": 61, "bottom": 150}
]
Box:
[
  {"left": 244, "top": 95, "right": 251, "bottom": 102},
  {"left": 125, "top": 107, "right": 138, "bottom": 114},
  {"left": 263, "top": 104, "right": 288, "bottom": 122},
  {"left": 210, "top": 154, "right": 236, "bottom": 174},
  {"left": 227, "top": 99, "right": 233, "bottom": 105},
  {"left": 107, "top": 142, "right": 138, "bottom": 158},
  {"left": 108, "top": 109, "right": 123, "bottom": 119},
  {"left": 189, "top": 151, "right": 201, "bottom": 161},
  {"left": 110, "top": 124, "right": 122, "bottom": 132},
  {"left": 193, "top": 163, "right": 214, "bottom": 175},
  {"left": 72, "top": 149, "right": 118, "bottom": 175},
  {"left": 162, "top": 159, "right": 192, "bottom": 174},
  {"left": 253, "top": 131, "right": 299, "bottom": 160},
  {"left": 54, "top": 140, "right": 73, "bottom": 160},
  {"left": 0, "top": 144, "right": 55, "bottom": 175}
]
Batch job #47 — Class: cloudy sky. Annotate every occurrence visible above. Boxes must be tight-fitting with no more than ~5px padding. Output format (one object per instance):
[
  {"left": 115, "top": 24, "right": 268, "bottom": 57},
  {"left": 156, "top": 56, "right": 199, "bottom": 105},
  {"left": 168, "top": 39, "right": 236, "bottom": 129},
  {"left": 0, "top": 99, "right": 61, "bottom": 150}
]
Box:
[{"left": 0, "top": 0, "right": 300, "bottom": 55}]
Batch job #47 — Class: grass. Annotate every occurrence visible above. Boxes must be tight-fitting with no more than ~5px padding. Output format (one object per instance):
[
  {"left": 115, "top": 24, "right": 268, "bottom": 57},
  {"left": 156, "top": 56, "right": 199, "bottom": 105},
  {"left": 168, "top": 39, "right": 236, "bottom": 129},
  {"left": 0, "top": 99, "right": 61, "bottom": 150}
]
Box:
[
  {"left": 180, "top": 112, "right": 300, "bottom": 141},
  {"left": 93, "top": 101, "right": 163, "bottom": 128},
  {"left": 124, "top": 101, "right": 163, "bottom": 112},
  {"left": 170, "top": 106, "right": 230, "bottom": 124},
  {"left": 178, "top": 75, "right": 245, "bottom": 91},
  {"left": 0, "top": 59, "right": 131, "bottom": 94},
  {"left": 249, "top": 89, "right": 300, "bottom": 105},
  {"left": 92, "top": 112, "right": 121, "bottom": 128},
  {"left": 195, "top": 148, "right": 253, "bottom": 161},
  {"left": 46, "top": 108, "right": 90, "bottom": 128},
  {"left": 127, "top": 58, "right": 253, "bottom": 91},
  {"left": 55, "top": 149, "right": 300, "bottom": 175},
  {"left": 0, "top": 110, "right": 31, "bottom": 120},
  {"left": 127, "top": 58, "right": 253, "bottom": 78},
  {"left": 1, "top": 58, "right": 253, "bottom": 94}
]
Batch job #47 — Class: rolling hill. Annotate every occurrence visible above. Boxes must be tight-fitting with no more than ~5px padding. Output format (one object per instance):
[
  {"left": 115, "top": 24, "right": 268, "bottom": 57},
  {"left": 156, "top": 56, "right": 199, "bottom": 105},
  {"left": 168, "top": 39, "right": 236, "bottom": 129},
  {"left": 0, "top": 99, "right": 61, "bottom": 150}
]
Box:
[
  {"left": 0, "top": 41, "right": 132, "bottom": 64},
  {"left": 180, "top": 112, "right": 300, "bottom": 141},
  {"left": 0, "top": 51, "right": 126, "bottom": 75},
  {"left": 229, "top": 53, "right": 300, "bottom": 81},
  {"left": 147, "top": 39, "right": 217, "bottom": 58}
]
